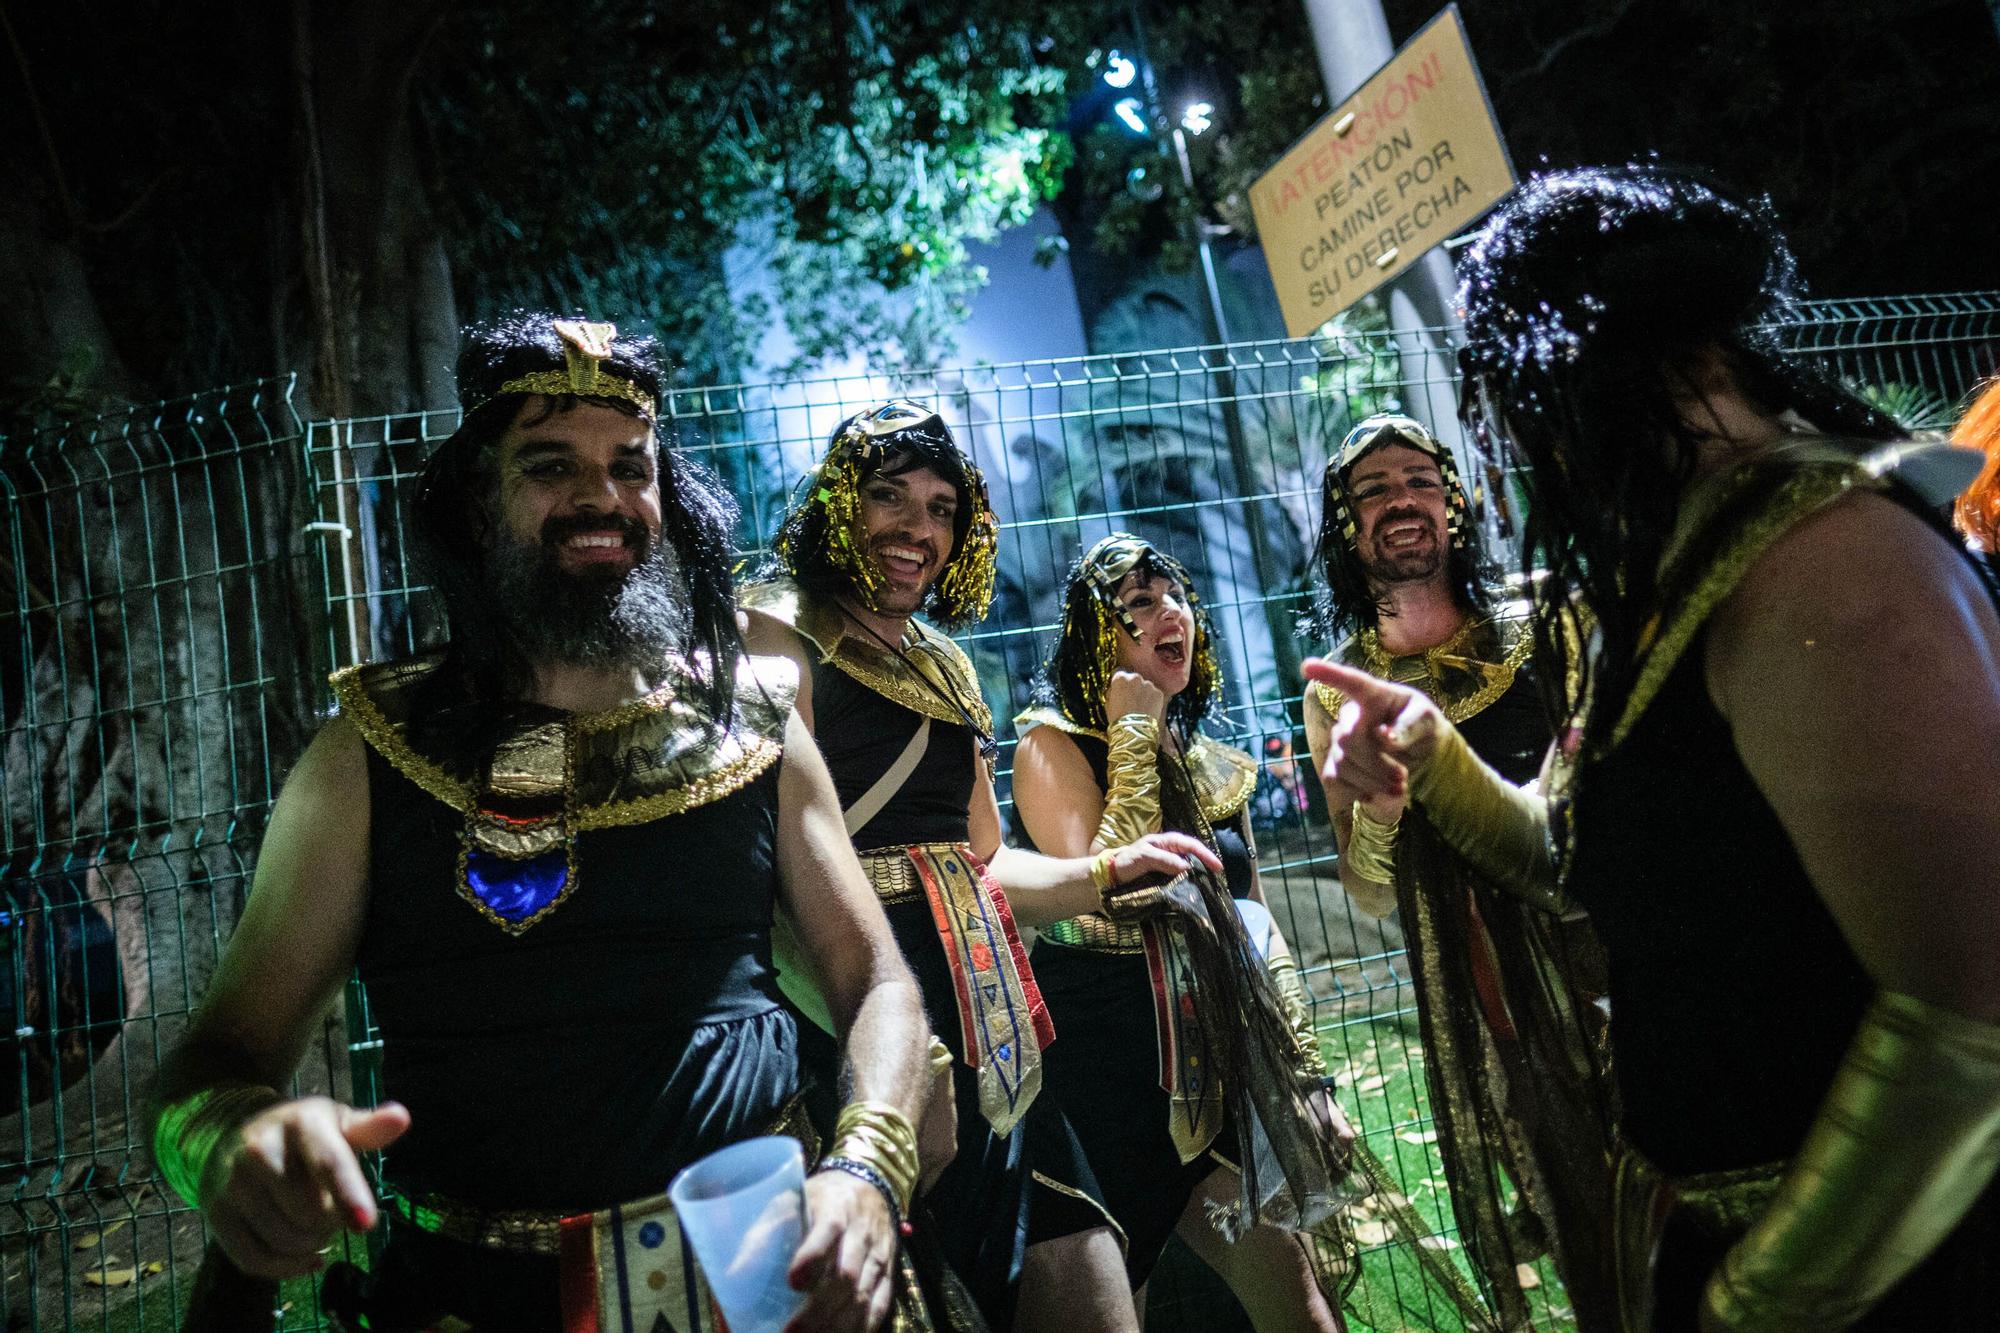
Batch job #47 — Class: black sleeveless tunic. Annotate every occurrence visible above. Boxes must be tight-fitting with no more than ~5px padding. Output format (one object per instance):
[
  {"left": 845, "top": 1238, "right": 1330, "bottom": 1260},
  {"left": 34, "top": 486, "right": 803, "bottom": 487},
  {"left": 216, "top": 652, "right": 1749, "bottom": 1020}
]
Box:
[
  {"left": 808, "top": 661, "right": 1106, "bottom": 1327},
  {"left": 1567, "top": 481, "right": 2000, "bottom": 1328},
  {"left": 1021, "top": 727, "right": 1256, "bottom": 1285},
  {"left": 337, "top": 670, "right": 801, "bottom": 1332}
]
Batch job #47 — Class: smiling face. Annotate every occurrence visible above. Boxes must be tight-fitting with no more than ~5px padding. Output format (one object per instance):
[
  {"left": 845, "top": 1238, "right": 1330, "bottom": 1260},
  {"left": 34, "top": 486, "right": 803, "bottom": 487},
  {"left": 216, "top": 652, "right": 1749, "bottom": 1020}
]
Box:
[
  {"left": 854, "top": 461, "right": 960, "bottom": 616},
  {"left": 1346, "top": 442, "right": 1449, "bottom": 587},
  {"left": 482, "top": 397, "right": 688, "bottom": 669},
  {"left": 494, "top": 397, "right": 663, "bottom": 577},
  {"left": 1110, "top": 567, "right": 1196, "bottom": 697}
]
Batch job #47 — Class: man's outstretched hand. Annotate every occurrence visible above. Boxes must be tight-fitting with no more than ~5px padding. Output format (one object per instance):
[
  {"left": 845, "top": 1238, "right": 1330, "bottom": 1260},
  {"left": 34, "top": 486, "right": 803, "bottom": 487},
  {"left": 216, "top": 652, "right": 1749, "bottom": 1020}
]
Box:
[
  {"left": 1301, "top": 659, "right": 1446, "bottom": 813},
  {"left": 202, "top": 1098, "right": 410, "bottom": 1278}
]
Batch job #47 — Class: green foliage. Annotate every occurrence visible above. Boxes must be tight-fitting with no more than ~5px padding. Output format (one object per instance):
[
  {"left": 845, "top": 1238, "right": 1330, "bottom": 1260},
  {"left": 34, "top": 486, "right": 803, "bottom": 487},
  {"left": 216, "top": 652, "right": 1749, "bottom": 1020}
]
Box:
[{"left": 429, "top": 4, "right": 1082, "bottom": 376}]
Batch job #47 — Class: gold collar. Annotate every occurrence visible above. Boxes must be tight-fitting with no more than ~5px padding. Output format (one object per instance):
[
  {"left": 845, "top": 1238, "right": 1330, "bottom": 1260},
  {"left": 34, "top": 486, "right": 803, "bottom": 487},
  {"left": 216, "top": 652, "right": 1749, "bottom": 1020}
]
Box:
[
  {"left": 741, "top": 579, "right": 993, "bottom": 732},
  {"left": 331, "top": 651, "right": 798, "bottom": 832},
  {"left": 1312, "top": 603, "right": 1534, "bottom": 726}
]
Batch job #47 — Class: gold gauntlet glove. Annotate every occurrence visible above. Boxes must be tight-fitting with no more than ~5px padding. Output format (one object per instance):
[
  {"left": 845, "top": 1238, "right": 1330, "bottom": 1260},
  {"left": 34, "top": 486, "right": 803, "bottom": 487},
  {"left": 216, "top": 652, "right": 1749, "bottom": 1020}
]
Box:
[
  {"left": 1094, "top": 713, "right": 1163, "bottom": 850},
  {"left": 1408, "top": 723, "right": 1556, "bottom": 900},
  {"left": 152, "top": 1082, "right": 281, "bottom": 1209},
  {"left": 1268, "top": 948, "right": 1330, "bottom": 1078},
  {"left": 1343, "top": 805, "right": 1400, "bottom": 884},
  {"left": 1705, "top": 990, "right": 2000, "bottom": 1330}
]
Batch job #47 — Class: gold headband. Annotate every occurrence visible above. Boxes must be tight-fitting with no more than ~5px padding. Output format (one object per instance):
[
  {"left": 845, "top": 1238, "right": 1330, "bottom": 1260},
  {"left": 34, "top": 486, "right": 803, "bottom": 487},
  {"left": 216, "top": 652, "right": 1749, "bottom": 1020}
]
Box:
[{"left": 492, "top": 319, "right": 658, "bottom": 418}]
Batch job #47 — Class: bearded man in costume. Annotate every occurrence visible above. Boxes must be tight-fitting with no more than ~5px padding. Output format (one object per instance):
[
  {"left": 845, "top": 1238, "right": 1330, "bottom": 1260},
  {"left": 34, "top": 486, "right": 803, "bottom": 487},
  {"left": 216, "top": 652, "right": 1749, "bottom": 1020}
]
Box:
[
  {"left": 1313, "top": 165, "right": 2000, "bottom": 1330},
  {"left": 149, "top": 317, "right": 933, "bottom": 1333},
  {"left": 1301, "top": 414, "right": 1617, "bottom": 1329},
  {"left": 741, "top": 403, "right": 1222, "bottom": 1332}
]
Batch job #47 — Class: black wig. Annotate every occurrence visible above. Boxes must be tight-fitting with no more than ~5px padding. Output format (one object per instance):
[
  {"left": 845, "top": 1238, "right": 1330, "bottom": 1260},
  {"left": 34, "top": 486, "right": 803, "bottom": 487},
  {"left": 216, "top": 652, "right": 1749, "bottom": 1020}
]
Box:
[
  {"left": 1455, "top": 164, "right": 1900, "bottom": 736},
  {"left": 769, "top": 403, "right": 997, "bottom": 631}
]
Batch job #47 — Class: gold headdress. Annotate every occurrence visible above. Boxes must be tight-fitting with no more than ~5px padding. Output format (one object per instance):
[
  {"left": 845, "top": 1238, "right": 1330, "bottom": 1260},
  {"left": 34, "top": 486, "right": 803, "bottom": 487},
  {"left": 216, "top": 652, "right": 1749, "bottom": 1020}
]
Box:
[
  {"left": 1073, "top": 532, "right": 1221, "bottom": 720},
  {"left": 778, "top": 399, "right": 999, "bottom": 625},
  {"left": 1323, "top": 413, "right": 1472, "bottom": 555},
  {"left": 472, "top": 319, "right": 659, "bottom": 419}
]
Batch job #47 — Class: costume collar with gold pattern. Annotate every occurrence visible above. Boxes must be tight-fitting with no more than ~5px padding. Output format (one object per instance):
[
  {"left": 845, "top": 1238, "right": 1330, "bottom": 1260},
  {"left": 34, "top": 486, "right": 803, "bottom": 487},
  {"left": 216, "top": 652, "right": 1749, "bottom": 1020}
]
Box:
[
  {"left": 1013, "top": 705, "right": 1258, "bottom": 824},
  {"left": 332, "top": 652, "right": 796, "bottom": 934},
  {"left": 1311, "top": 600, "right": 1534, "bottom": 727},
  {"left": 741, "top": 578, "right": 993, "bottom": 733}
]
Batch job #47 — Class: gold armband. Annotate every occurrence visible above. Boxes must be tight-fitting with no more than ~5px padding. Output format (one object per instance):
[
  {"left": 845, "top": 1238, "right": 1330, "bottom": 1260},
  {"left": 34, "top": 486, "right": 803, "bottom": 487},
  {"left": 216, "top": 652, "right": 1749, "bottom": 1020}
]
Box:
[
  {"left": 1343, "top": 805, "right": 1400, "bottom": 884},
  {"left": 1408, "top": 723, "right": 1555, "bottom": 899},
  {"left": 1268, "top": 949, "right": 1330, "bottom": 1078},
  {"left": 152, "top": 1082, "right": 281, "bottom": 1209},
  {"left": 1705, "top": 991, "right": 2000, "bottom": 1330},
  {"left": 829, "top": 1100, "right": 921, "bottom": 1218},
  {"left": 1094, "top": 713, "right": 1163, "bottom": 850}
]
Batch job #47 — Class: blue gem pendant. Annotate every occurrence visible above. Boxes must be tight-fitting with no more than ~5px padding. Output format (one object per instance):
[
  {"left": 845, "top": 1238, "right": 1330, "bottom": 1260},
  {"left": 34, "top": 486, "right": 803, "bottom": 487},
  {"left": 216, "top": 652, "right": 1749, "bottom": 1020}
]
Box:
[{"left": 455, "top": 719, "right": 581, "bottom": 935}]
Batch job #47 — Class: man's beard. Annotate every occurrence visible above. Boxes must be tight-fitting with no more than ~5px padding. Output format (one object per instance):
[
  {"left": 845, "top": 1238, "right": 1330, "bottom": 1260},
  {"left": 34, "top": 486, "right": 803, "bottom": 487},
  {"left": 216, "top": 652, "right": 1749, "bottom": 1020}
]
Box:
[
  {"left": 1359, "top": 510, "right": 1446, "bottom": 585},
  {"left": 485, "top": 515, "right": 689, "bottom": 671}
]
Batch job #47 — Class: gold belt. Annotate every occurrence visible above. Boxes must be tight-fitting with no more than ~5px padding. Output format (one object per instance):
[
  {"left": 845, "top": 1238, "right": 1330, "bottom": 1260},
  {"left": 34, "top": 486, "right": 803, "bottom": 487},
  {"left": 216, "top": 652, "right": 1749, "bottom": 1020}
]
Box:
[
  {"left": 1612, "top": 1141, "right": 1783, "bottom": 1331},
  {"left": 856, "top": 845, "right": 939, "bottom": 903},
  {"left": 1041, "top": 912, "right": 1145, "bottom": 954},
  {"left": 385, "top": 1096, "right": 818, "bottom": 1256}
]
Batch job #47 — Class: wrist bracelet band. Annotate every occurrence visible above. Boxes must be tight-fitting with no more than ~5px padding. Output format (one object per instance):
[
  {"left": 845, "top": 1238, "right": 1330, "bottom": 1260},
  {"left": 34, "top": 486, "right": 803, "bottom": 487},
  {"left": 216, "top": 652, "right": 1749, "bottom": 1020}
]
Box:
[
  {"left": 152, "top": 1082, "right": 281, "bottom": 1209},
  {"left": 829, "top": 1100, "right": 919, "bottom": 1217},
  {"left": 817, "top": 1155, "right": 903, "bottom": 1232},
  {"left": 1087, "top": 849, "right": 1117, "bottom": 894},
  {"left": 1344, "top": 804, "right": 1401, "bottom": 884}
]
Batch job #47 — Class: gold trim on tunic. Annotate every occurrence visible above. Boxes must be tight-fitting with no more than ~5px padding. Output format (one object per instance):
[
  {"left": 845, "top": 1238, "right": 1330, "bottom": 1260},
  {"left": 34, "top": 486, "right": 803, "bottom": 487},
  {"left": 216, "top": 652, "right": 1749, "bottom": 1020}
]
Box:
[
  {"left": 1309, "top": 600, "right": 1535, "bottom": 729},
  {"left": 741, "top": 579, "right": 993, "bottom": 732},
  {"left": 331, "top": 652, "right": 797, "bottom": 933}
]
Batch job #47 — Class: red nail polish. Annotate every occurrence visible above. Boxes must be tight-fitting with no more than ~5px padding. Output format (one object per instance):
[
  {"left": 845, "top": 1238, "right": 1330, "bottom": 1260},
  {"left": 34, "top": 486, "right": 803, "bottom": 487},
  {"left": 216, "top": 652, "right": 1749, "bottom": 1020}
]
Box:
[
  {"left": 898, "top": 1221, "right": 914, "bottom": 1238},
  {"left": 348, "top": 1204, "right": 373, "bottom": 1230}
]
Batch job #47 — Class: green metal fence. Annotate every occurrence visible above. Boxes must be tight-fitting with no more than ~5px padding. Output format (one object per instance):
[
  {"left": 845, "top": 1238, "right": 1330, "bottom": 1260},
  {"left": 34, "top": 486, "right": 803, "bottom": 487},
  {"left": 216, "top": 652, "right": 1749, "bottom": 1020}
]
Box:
[{"left": 7, "top": 290, "right": 1999, "bottom": 1330}]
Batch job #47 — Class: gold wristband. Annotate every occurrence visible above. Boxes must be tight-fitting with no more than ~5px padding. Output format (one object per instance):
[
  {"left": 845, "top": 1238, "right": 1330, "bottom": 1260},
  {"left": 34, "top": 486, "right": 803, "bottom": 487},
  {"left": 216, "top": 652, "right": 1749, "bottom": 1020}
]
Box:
[
  {"left": 152, "top": 1082, "right": 281, "bottom": 1209},
  {"left": 1343, "top": 804, "right": 1401, "bottom": 884},
  {"left": 928, "top": 1035, "right": 954, "bottom": 1075},
  {"left": 1705, "top": 991, "right": 2000, "bottom": 1330},
  {"left": 830, "top": 1100, "right": 920, "bottom": 1217},
  {"left": 1407, "top": 723, "right": 1555, "bottom": 898},
  {"left": 1094, "top": 713, "right": 1163, "bottom": 849}
]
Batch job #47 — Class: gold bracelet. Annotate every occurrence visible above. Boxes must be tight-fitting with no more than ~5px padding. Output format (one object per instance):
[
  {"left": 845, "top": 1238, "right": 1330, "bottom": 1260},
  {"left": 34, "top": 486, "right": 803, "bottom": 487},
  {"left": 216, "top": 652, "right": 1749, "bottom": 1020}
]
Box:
[
  {"left": 1268, "top": 952, "right": 1330, "bottom": 1078},
  {"left": 829, "top": 1100, "right": 920, "bottom": 1217},
  {"left": 927, "top": 1035, "right": 954, "bottom": 1075},
  {"left": 152, "top": 1082, "right": 281, "bottom": 1209},
  {"left": 1343, "top": 804, "right": 1400, "bottom": 884}
]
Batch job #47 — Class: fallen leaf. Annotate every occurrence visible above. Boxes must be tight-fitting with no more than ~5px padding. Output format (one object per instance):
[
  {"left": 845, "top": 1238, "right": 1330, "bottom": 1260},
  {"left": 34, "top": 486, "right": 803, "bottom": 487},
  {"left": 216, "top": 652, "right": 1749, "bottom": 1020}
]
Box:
[
  {"left": 1395, "top": 1129, "right": 1438, "bottom": 1145},
  {"left": 73, "top": 1219, "right": 128, "bottom": 1251},
  {"left": 142, "top": 1261, "right": 164, "bottom": 1277},
  {"left": 1516, "top": 1263, "right": 1541, "bottom": 1290},
  {"left": 1356, "top": 1073, "right": 1389, "bottom": 1093},
  {"left": 84, "top": 1267, "right": 136, "bottom": 1287},
  {"left": 1352, "top": 1220, "right": 1392, "bottom": 1246},
  {"left": 1416, "top": 1235, "right": 1460, "bottom": 1251}
]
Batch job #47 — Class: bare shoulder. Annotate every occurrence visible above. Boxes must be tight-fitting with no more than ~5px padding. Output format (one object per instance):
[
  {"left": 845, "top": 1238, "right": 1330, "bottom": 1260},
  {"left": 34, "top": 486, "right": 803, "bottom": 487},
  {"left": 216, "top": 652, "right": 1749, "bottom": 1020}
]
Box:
[
  {"left": 1013, "top": 722, "right": 1087, "bottom": 775},
  {"left": 743, "top": 608, "right": 817, "bottom": 724},
  {"left": 1709, "top": 489, "right": 1996, "bottom": 694}
]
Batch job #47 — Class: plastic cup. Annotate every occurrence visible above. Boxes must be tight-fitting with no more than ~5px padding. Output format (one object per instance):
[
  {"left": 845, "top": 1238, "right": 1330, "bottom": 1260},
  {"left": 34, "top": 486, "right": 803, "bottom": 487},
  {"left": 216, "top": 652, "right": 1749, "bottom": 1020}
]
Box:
[
  {"left": 1235, "top": 897, "right": 1277, "bottom": 960},
  {"left": 668, "top": 1135, "right": 808, "bottom": 1333}
]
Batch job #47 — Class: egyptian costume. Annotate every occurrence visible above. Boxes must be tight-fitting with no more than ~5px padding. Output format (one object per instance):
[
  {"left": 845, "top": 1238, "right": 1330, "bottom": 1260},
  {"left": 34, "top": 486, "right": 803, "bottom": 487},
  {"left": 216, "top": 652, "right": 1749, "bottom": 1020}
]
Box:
[
  {"left": 1398, "top": 437, "right": 2000, "bottom": 1329},
  {"left": 1014, "top": 705, "right": 1265, "bottom": 1283},
  {"left": 1014, "top": 533, "right": 1362, "bottom": 1298},
  {"left": 311, "top": 649, "right": 867, "bottom": 1331},
  {"left": 1304, "top": 414, "right": 1619, "bottom": 1329},
  {"left": 1309, "top": 607, "right": 1618, "bottom": 1330},
  {"left": 742, "top": 577, "right": 1112, "bottom": 1328},
  {"left": 1554, "top": 439, "right": 2000, "bottom": 1329}
]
